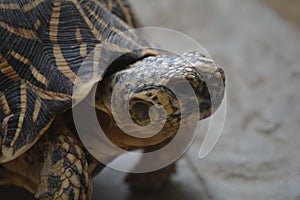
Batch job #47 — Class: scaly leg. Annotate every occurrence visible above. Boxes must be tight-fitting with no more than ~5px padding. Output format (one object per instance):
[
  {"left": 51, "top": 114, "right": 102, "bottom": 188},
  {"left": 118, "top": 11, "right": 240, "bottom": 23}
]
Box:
[
  {"left": 125, "top": 139, "right": 177, "bottom": 192},
  {"left": 35, "top": 127, "right": 92, "bottom": 200},
  {"left": 125, "top": 162, "right": 176, "bottom": 192}
]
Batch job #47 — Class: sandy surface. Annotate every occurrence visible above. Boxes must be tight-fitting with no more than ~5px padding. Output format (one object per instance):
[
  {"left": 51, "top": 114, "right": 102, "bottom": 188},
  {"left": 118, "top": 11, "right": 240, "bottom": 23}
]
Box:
[{"left": 1, "top": 0, "right": 300, "bottom": 199}]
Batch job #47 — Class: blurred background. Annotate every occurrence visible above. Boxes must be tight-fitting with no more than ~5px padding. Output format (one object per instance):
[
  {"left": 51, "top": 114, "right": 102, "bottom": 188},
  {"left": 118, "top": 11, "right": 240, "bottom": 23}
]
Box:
[{"left": 1, "top": 0, "right": 300, "bottom": 199}]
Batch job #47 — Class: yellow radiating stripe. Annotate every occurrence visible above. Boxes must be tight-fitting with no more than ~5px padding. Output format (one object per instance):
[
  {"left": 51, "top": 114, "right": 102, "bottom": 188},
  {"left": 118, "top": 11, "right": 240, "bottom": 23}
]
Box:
[
  {"left": 49, "top": 0, "right": 61, "bottom": 43},
  {"left": 22, "top": 0, "right": 43, "bottom": 12},
  {"left": 11, "top": 50, "right": 31, "bottom": 65},
  {"left": 34, "top": 19, "right": 41, "bottom": 30},
  {"left": 80, "top": 43, "right": 87, "bottom": 57},
  {"left": 0, "top": 3, "right": 20, "bottom": 10},
  {"left": 75, "top": 28, "right": 83, "bottom": 42},
  {"left": 69, "top": 0, "right": 102, "bottom": 40},
  {"left": 10, "top": 83, "right": 27, "bottom": 147},
  {"left": 92, "top": 0, "right": 108, "bottom": 11},
  {"left": 92, "top": 0, "right": 140, "bottom": 37},
  {"left": 0, "top": 22, "right": 38, "bottom": 40},
  {"left": 86, "top": 6, "right": 143, "bottom": 49},
  {"left": 0, "top": 92, "right": 11, "bottom": 115},
  {"left": 26, "top": 81, "right": 71, "bottom": 101},
  {"left": 116, "top": 0, "right": 133, "bottom": 26},
  {"left": 105, "top": 42, "right": 131, "bottom": 55},
  {"left": 76, "top": 29, "right": 87, "bottom": 57},
  {"left": 108, "top": 0, "right": 114, "bottom": 11},
  {"left": 32, "top": 98, "right": 41, "bottom": 122},
  {"left": 0, "top": 54, "right": 20, "bottom": 80},
  {"left": 29, "top": 65, "right": 48, "bottom": 86},
  {"left": 93, "top": 44, "right": 101, "bottom": 79},
  {"left": 0, "top": 118, "right": 54, "bottom": 163},
  {"left": 52, "top": 45, "right": 79, "bottom": 83},
  {"left": 10, "top": 51, "right": 48, "bottom": 86}
]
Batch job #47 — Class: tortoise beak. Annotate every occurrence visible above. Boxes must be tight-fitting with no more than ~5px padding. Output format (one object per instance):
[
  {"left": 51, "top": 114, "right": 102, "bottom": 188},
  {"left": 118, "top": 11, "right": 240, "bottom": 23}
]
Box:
[{"left": 216, "top": 65, "right": 226, "bottom": 84}]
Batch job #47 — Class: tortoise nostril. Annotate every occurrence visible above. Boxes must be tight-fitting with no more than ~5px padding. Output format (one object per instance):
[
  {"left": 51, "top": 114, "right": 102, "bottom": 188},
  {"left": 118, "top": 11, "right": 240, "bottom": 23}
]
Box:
[
  {"left": 217, "top": 67, "right": 224, "bottom": 76},
  {"left": 216, "top": 66, "right": 225, "bottom": 83}
]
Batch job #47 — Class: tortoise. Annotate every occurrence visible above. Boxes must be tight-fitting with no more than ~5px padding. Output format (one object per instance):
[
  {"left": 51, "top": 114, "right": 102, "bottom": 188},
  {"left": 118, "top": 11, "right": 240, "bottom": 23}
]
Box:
[{"left": 0, "top": 0, "right": 225, "bottom": 199}]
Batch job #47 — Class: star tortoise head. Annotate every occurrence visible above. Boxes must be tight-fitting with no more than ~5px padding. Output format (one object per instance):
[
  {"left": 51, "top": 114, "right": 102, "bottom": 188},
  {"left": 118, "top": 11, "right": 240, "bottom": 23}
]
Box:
[{"left": 95, "top": 50, "right": 225, "bottom": 149}]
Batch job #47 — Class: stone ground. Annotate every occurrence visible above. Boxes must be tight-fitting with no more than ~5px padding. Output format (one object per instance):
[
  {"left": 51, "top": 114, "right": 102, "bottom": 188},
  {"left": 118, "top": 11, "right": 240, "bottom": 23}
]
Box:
[{"left": 1, "top": 0, "right": 300, "bottom": 199}]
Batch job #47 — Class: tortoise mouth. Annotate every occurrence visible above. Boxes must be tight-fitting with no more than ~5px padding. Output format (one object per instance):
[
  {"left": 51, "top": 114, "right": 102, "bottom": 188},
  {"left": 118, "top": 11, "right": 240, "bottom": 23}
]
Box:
[{"left": 95, "top": 108, "right": 176, "bottom": 150}]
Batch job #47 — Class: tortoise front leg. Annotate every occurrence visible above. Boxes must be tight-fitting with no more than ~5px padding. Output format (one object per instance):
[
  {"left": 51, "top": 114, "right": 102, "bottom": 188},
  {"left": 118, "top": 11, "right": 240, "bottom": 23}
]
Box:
[
  {"left": 125, "top": 162, "right": 176, "bottom": 192},
  {"left": 35, "top": 128, "right": 92, "bottom": 200},
  {"left": 125, "top": 139, "right": 177, "bottom": 192}
]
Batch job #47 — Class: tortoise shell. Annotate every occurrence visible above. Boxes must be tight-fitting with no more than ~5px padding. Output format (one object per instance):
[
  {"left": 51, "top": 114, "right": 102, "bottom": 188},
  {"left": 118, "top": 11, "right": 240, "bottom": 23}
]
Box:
[{"left": 0, "top": 0, "right": 157, "bottom": 163}]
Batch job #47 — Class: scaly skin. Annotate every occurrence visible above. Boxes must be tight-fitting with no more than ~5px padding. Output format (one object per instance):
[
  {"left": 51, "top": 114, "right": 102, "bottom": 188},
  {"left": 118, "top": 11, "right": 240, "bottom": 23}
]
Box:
[
  {"left": 1, "top": 119, "right": 92, "bottom": 200},
  {"left": 36, "top": 127, "right": 92, "bottom": 200},
  {"left": 125, "top": 163, "right": 176, "bottom": 192},
  {"left": 125, "top": 138, "right": 177, "bottom": 192}
]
